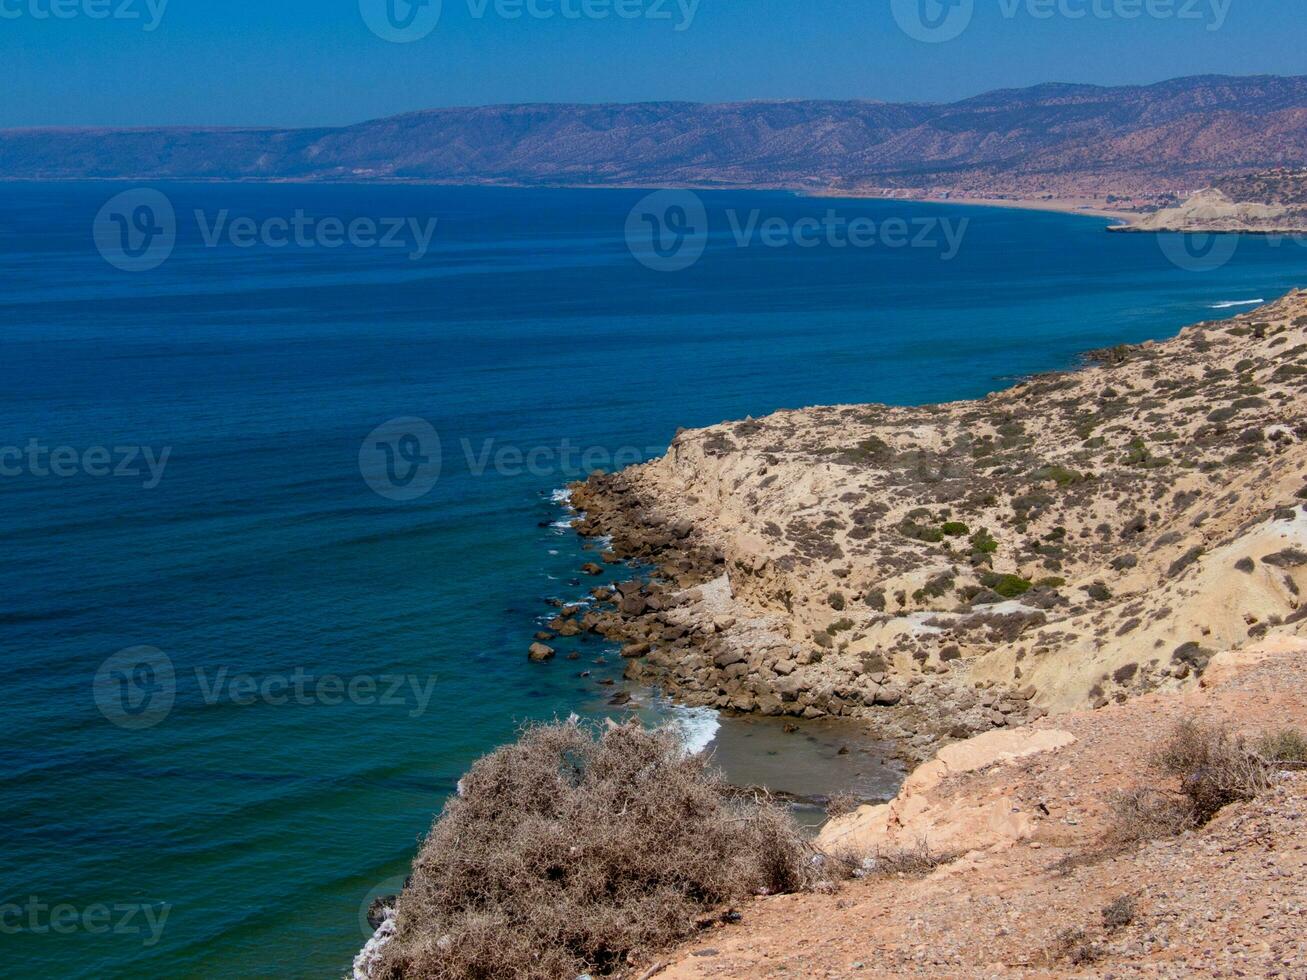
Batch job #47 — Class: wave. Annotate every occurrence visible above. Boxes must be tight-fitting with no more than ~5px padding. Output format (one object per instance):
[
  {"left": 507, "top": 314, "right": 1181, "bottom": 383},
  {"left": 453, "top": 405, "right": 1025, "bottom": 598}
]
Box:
[
  {"left": 550, "top": 487, "right": 572, "bottom": 505},
  {"left": 666, "top": 704, "right": 721, "bottom": 756},
  {"left": 352, "top": 904, "right": 396, "bottom": 980},
  {"left": 1209, "top": 299, "right": 1264, "bottom": 309}
]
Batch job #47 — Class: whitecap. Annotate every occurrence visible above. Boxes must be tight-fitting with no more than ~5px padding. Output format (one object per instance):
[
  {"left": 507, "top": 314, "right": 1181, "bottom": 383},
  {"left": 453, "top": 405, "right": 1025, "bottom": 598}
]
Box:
[
  {"left": 550, "top": 487, "right": 573, "bottom": 505},
  {"left": 666, "top": 705, "right": 721, "bottom": 756},
  {"left": 1209, "top": 299, "right": 1264, "bottom": 309},
  {"left": 352, "top": 905, "right": 396, "bottom": 980}
]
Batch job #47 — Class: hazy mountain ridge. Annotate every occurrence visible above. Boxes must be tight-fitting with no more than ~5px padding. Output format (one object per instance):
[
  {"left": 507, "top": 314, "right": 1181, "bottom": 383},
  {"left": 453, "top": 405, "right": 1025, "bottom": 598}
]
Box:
[{"left": 4, "top": 75, "right": 1306, "bottom": 200}]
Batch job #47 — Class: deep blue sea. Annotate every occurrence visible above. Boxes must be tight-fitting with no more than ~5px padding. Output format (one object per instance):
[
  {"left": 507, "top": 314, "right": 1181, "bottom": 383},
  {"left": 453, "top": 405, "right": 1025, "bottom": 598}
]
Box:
[{"left": 1, "top": 182, "right": 1303, "bottom": 978}]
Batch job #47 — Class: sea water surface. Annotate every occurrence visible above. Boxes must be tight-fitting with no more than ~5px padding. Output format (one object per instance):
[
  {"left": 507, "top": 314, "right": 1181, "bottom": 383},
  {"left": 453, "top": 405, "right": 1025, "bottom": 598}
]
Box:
[{"left": 1, "top": 183, "right": 1304, "bottom": 979}]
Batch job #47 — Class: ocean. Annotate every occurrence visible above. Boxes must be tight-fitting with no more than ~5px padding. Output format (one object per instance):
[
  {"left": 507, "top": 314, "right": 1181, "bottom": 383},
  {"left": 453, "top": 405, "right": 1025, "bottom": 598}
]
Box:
[{"left": 1, "top": 182, "right": 1303, "bottom": 978}]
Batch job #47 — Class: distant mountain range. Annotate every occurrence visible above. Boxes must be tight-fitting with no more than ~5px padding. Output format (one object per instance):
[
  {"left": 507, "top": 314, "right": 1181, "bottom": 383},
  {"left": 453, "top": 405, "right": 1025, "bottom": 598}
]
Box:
[{"left": 5, "top": 75, "right": 1306, "bottom": 203}]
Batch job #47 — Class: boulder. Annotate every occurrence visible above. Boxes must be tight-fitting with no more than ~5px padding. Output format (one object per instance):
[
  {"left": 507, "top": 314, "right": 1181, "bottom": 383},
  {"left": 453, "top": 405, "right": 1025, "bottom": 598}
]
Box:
[
  {"left": 528, "top": 642, "right": 556, "bottom": 662},
  {"left": 713, "top": 647, "right": 747, "bottom": 669},
  {"left": 872, "top": 685, "right": 904, "bottom": 706}
]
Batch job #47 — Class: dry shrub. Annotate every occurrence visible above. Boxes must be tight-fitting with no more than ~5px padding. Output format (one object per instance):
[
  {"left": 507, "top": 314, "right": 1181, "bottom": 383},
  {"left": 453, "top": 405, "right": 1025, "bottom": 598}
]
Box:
[
  {"left": 1106, "top": 786, "right": 1196, "bottom": 843},
  {"left": 1101, "top": 894, "right": 1136, "bottom": 930},
  {"left": 1048, "top": 927, "right": 1103, "bottom": 966},
  {"left": 824, "top": 791, "right": 860, "bottom": 820},
  {"left": 1109, "top": 719, "right": 1276, "bottom": 843},
  {"left": 1256, "top": 728, "right": 1307, "bottom": 765},
  {"left": 826, "top": 837, "right": 953, "bottom": 880},
  {"left": 372, "top": 720, "right": 812, "bottom": 980},
  {"left": 1152, "top": 719, "right": 1274, "bottom": 825}
]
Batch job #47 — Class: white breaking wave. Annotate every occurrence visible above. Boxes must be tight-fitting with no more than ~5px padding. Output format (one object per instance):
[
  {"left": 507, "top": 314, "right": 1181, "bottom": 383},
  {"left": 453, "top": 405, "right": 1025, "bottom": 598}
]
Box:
[
  {"left": 352, "top": 905, "right": 396, "bottom": 980},
  {"left": 667, "top": 705, "right": 721, "bottom": 756},
  {"left": 550, "top": 487, "right": 573, "bottom": 505},
  {"left": 1210, "top": 299, "right": 1264, "bottom": 309}
]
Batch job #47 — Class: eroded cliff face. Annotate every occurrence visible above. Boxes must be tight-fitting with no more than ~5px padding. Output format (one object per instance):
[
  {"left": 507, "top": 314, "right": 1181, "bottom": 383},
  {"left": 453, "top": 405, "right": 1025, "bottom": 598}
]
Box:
[
  {"left": 573, "top": 291, "right": 1307, "bottom": 757},
  {"left": 1117, "top": 187, "right": 1307, "bottom": 233}
]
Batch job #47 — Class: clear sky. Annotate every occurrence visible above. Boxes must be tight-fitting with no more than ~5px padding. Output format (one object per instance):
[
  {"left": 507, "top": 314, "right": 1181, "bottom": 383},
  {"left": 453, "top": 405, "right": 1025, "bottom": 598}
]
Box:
[{"left": 2, "top": 0, "right": 1300, "bottom": 128}]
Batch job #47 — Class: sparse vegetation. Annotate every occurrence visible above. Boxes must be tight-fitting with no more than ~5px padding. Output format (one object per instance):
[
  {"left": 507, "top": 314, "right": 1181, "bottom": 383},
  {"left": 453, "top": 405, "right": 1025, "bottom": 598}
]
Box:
[
  {"left": 1108, "top": 720, "right": 1277, "bottom": 844},
  {"left": 828, "top": 838, "right": 954, "bottom": 881},
  {"left": 1049, "top": 927, "right": 1104, "bottom": 966},
  {"left": 1256, "top": 727, "right": 1307, "bottom": 764},
  {"left": 374, "top": 720, "right": 812, "bottom": 980},
  {"left": 1102, "top": 894, "right": 1136, "bottom": 930},
  {"left": 825, "top": 792, "right": 860, "bottom": 820}
]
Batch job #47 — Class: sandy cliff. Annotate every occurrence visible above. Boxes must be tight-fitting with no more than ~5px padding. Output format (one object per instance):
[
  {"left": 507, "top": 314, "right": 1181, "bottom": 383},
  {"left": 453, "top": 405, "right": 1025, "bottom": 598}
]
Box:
[
  {"left": 1115, "top": 188, "right": 1307, "bottom": 234},
  {"left": 572, "top": 291, "right": 1307, "bottom": 760}
]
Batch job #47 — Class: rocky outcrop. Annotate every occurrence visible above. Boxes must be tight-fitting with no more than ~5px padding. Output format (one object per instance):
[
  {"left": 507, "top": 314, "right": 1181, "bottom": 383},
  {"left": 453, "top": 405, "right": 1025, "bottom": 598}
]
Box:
[
  {"left": 817, "top": 728, "right": 1078, "bottom": 856},
  {"left": 1112, "top": 186, "right": 1307, "bottom": 234},
  {"left": 571, "top": 291, "right": 1307, "bottom": 761}
]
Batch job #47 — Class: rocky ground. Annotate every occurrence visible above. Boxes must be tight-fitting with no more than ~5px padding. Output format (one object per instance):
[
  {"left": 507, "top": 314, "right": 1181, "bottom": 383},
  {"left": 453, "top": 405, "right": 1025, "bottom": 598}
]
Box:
[
  {"left": 558, "top": 290, "right": 1307, "bottom": 762},
  {"left": 647, "top": 637, "right": 1307, "bottom": 979}
]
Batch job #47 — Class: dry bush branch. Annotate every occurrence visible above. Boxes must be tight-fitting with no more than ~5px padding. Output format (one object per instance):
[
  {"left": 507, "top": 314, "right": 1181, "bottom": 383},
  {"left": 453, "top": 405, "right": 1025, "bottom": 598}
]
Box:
[{"left": 372, "top": 719, "right": 813, "bottom": 980}]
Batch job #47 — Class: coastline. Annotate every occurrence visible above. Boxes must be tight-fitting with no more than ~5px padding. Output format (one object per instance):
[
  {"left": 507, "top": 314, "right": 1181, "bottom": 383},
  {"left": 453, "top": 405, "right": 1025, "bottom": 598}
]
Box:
[
  {"left": 808, "top": 189, "right": 1139, "bottom": 222},
  {"left": 564, "top": 289, "right": 1307, "bottom": 766}
]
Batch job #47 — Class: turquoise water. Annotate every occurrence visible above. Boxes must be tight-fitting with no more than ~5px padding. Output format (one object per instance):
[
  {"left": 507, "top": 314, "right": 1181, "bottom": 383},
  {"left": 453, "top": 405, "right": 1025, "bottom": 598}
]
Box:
[{"left": 1, "top": 183, "right": 1303, "bottom": 978}]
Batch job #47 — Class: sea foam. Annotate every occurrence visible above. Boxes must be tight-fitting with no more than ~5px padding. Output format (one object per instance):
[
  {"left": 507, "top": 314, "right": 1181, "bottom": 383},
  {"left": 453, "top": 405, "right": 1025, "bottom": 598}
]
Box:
[
  {"left": 1210, "top": 299, "right": 1265, "bottom": 309},
  {"left": 667, "top": 704, "right": 721, "bottom": 756}
]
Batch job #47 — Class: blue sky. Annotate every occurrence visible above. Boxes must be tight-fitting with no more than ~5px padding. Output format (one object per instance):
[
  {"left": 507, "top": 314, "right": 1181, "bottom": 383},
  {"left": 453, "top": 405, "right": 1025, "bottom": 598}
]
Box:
[{"left": 1, "top": 0, "right": 1299, "bottom": 127}]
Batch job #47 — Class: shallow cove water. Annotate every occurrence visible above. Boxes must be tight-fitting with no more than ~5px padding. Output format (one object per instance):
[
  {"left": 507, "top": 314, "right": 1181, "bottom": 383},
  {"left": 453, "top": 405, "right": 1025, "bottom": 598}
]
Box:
[{"left": 2, "top": 182, "right": 1305, "bottom": 978}]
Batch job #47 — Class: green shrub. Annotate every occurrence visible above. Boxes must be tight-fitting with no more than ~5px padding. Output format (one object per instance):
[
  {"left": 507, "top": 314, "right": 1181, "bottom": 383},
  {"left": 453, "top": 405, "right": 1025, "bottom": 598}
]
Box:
[
  {"left": 980, "top": 572, "right": 1032, "bottom": 598},
  {"left": 941, "top": 521, "right": 970, "bottom": 537},
  {"left": 901, "top": 521, "right": 944, "bottom": 543},
  {"left": 969, "top": 528, "right": 998, "bottom": 554},
  {"left": 1032, "top": 464, "right": 1083, "bottom": 487}
]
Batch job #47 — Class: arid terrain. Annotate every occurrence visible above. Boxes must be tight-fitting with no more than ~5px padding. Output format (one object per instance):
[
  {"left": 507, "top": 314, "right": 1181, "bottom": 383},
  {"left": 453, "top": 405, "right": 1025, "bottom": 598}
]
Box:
[
  {"left": 5, "top": 75, "right": 1305, "bottom": 211},
  {"left": 1115, "top": 174, "right": 1307, "bottom": 234},
  {"left": 359, "top": 288, "right": 1307, "bottom": 980},
  {"left": 652, "top": 636, "right": 1307, "bottom": 979},
  {"left": 569, "top": 290, "right": 1307, "bottom": 763}
]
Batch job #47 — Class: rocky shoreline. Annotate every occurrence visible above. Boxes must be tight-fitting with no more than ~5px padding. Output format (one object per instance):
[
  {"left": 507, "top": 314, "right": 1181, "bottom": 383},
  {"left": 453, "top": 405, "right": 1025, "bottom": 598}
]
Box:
[
  {"left": 561, "top": 472, "right": 1045, "bottom": 767},
  {"left": 549, "top": 291, "right": 1307, "bottom": 765}
]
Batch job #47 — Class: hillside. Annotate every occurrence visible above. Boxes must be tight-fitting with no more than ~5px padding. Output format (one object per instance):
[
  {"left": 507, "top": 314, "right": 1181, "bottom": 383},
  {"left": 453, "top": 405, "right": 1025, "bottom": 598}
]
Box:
[
  {"left": 654, "top": 636, "right": 1307, "bottom": 979},
  {"left": 5, "top": 75, "right": 1307, "bottom": 205},
  {"left": 569, "top": 291, "right": 1307, "bottom": 763},
  {"left": 1114, "top": 168, "right": 1307, "bottom": 233}
]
